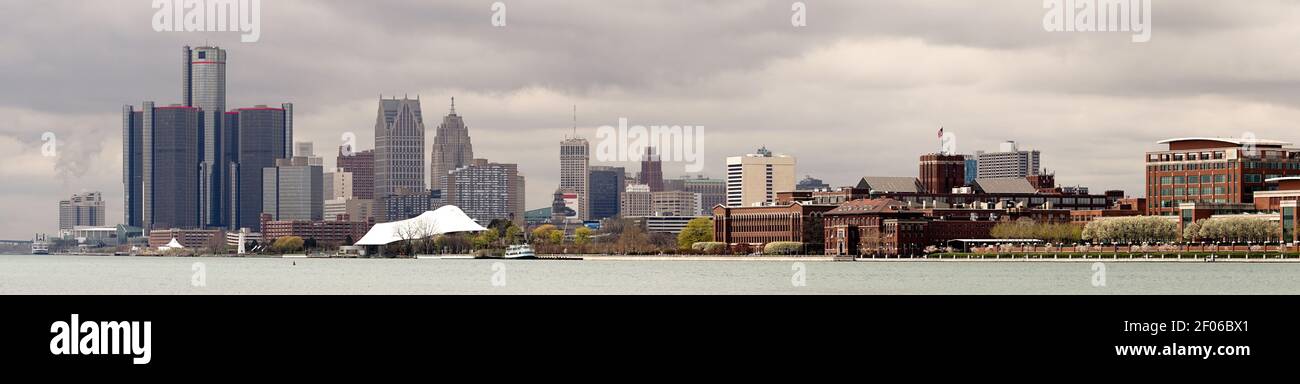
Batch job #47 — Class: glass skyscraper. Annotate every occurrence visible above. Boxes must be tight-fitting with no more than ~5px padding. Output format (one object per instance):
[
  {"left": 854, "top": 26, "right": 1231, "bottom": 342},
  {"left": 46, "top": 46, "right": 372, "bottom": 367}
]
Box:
[
  {"left": 139, "top": 102, "right": 203, "bottom": 230},
  {"left": 184, "top": 46, "right": 228, "bottom": 228},
  {"left": 228, "top": 105, "right": 293, "bottom": 230}
]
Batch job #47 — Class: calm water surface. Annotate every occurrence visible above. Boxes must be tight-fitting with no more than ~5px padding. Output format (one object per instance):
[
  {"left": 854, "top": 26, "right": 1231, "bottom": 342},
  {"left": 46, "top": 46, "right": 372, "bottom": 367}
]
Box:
[{"left": 2, "top": 255, "right": 1298, "bottom": 294}]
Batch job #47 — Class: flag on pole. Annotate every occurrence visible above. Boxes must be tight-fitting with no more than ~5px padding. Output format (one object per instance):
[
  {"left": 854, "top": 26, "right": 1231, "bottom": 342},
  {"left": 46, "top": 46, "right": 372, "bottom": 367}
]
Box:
[{"left": 938, "top": 127, "right": 944, "bottom": 139}]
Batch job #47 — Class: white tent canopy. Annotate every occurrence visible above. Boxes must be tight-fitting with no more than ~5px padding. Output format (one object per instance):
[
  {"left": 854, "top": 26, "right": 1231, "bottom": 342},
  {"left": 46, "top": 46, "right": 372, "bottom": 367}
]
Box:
[
  {"left": 158, "top": 238, "right": 185, "bottom": 251},
  {"left": 355, "top": 205, "right": 489, "bottom": 246}
]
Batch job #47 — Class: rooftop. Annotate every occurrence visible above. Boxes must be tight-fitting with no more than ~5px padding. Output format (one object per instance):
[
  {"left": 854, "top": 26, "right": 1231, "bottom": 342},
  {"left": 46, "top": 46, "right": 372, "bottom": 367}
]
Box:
[
  {"left": 1157, "top": 137, "right": 1292, "bottom": 147},
  {"left": 973, "top": 178, "right": 1040, "bottom": 194},
  {"left": 855, "top": 177, "right": 923, "bottom": 193}
]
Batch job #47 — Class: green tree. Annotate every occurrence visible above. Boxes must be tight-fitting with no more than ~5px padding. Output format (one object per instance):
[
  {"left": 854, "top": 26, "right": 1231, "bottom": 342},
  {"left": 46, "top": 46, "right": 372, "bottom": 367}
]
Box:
[
  {"left": 532, "top": 224, "right": 557, "bottom": 244},
  {"left": 504, "top": 224, "right": 523, "bottom": 245},
  {"left": 574, "top": 226, "right": 593, "bottom": 246},
  {"left": 271, "top": 236, "right": 305, "bottom": 253},
  {"left": 676, "top": 217, "right": 714, "bottom": 249},
  {"left": 548, "top": 229, "right": 564, "bottom": 245},
  {"left": 473, "top": 229, "right": 499, "bottom": 249}
]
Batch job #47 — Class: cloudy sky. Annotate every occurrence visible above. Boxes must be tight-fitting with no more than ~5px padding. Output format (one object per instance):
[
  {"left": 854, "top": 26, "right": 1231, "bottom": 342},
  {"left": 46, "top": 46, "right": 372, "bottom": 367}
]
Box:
[{"left": 3, "top": 0, "right": 1300, "bottom": 239}]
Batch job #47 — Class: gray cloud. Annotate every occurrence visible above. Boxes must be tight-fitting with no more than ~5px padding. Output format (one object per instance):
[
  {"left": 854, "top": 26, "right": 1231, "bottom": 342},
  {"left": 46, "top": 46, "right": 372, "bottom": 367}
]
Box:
[{"left": 3, "top": 0, "right": 1300, "bottom": 238}]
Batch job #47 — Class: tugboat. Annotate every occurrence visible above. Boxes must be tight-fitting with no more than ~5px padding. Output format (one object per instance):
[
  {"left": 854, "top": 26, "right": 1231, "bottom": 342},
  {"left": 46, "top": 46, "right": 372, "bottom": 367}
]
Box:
[
  {"left": 31, "top": 234, "right": 50, "bottom": 255},
  {"left": 504, "top": 244, "right": 537, "bottom": 259}
]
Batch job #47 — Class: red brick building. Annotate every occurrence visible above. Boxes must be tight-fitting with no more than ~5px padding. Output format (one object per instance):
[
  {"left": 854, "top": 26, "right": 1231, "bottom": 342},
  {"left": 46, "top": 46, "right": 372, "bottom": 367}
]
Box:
[
  {"left": 147, "top": 228, "right": 222, "bottom": 248},
  {"left": 823, "top": 198, "right": 1071, "bottom": 256},
  {"left": 1146, "top": 137, "right": 1300, "bottom": 216},
  {"left": 919, "top": 153, "right": 967, "bottom": 194},
  {"left": 711, "top": 203, "right": 836, "bottom": 252},
  {"left": 260, "top": 213, "right": 373, "bottom": 246}
]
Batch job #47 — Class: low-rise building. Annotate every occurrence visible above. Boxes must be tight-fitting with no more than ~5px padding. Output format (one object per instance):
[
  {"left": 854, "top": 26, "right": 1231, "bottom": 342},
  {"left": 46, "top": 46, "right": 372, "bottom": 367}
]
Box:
[
  {"left": 260, "top": 213, "right": 373, "bottom": 246},
  {"left": 147, "top": 228, "right": 222, "bottom": 249},
  {"left": 711, "top": 202, "right": 837, "bottom": 252}
]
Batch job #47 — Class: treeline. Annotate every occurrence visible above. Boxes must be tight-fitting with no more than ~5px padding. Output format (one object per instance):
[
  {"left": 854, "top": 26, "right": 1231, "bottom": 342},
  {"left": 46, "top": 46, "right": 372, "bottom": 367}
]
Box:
[{"left": 990, "top": 219, "right": 1082, "bottom": 243}]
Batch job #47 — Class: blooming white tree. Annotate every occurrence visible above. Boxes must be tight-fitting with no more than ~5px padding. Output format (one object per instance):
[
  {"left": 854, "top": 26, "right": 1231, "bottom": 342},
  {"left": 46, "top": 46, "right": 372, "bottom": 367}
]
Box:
[{"left": 1082, "top": 216, "right": 1178, "bottom": 244}]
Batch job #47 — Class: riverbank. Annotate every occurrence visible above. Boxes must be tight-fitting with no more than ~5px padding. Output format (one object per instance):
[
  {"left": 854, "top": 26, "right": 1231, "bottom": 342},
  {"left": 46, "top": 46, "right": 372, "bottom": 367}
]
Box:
[{"left": 27, "top": 252, "right": 1300, "bottom": 263}]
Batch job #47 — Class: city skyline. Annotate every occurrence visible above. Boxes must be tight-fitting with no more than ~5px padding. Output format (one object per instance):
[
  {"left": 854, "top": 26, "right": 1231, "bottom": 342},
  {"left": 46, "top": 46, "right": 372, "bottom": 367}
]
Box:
[{"left": 9, "top": 1, "right": 1300, "bottom": 238}]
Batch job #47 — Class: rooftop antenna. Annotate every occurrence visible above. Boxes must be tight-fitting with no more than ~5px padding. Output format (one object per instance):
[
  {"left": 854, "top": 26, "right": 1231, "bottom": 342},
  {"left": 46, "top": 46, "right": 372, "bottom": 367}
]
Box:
[{"left": 572, "top": 105, "right": 577, "bottom": 137}]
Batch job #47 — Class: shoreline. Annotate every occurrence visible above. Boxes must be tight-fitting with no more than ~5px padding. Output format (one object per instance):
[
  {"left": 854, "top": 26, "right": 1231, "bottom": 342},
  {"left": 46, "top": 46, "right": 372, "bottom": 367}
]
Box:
[{"left": 11, "top": 253, "right": 1300, "bottom": 263}]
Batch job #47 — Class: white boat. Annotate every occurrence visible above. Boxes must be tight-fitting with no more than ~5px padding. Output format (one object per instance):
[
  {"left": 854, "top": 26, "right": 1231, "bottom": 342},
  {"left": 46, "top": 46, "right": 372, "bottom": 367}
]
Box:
[
  {"left": 504, "top": 244, "right": 537, "bottom": 259},
  {"left": 31, "top": 234, "right": 50, "bottom": 255}
]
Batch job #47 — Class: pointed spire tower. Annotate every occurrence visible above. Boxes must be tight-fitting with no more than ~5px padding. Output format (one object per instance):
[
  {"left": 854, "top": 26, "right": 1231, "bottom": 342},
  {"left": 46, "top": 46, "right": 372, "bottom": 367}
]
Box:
[
  {"left": 430, "top": 96, "right": 473, "bottom": 191},
  {"left": 559, "top": 104, "right": 590, "bottom": 220}
]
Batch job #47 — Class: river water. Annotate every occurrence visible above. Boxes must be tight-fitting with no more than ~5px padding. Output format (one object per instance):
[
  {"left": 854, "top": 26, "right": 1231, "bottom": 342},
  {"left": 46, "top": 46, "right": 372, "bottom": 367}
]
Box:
[{"left": 2, "top": 255, "right": 1297, "bottom": 294}]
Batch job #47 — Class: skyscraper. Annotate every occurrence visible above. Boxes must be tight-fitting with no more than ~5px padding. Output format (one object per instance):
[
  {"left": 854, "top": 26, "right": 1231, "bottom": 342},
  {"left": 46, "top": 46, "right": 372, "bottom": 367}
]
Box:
[
  {"left": 441, "top": 159, "right": 524, "bottom": 225},
  {"left": 795, "top": 175, "right": 830, "bottom": 191},
  {"left": 123, "top": 105, "right": 144, "bottom": 228},
  {"left": 621, "top": 184, "right": 653, "bottom": 217},
  {"left": 976, "top": 141, "right": 1041, "bottom": 179},
  {"left": 295, "top": 141, "right": 323, "bottom": 166},
  {"left": 140, "top": 102, "right": 203, "bottom": 230},
  {"left": 641, "top": 147, "right": 665, "bottom": 192},
  {"left": 324, "top": 170, "right": 353, "bottom": 200},
  {"left": 588, "top": 166, "right": 625, "bottom": 220},
  {"left": 683, "top": 176, "right": 727, "bottom": 210},
  {"left": 725, "top": 147, "right": 796, "bottom": 207},
  {"left": 263, "top": 156, "right": 324, "bottom": 222},
  {"left": 430, "top": 97, "right": 474, "bottom": 192},
  {"left": 227, "top": 105, "right": 293, "bottom": 230},
  {"left": 652, "top": 190, "right": 703, "bottom": 217},
  {"left": 560, "top": 137, "right": 590, "bottom": 221},
  {"left": 184, "top": 46, "right": 228, "bottom": 228},
  {"left": 373, "top": 96, "right": 426, "bottom": 219},
  {"left": 59, "top": 192, "right": 106, "bottom": 231},
  {"left": 337, "top": 146, "right": 374, "bottom": 200}
]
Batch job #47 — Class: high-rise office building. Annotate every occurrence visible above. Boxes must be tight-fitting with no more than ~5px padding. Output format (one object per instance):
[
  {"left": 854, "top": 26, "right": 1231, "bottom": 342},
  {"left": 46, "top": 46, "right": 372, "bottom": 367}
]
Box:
[
  {"left": 641, "top": 147, "right": 665, "bottom": 192},
  {"left": 123, "top": 105, "right": 144, "bottom": 228},
  {"left": 294, "top": 141, "right": 323, "bottom": 166},
  {"left": 381, "top": 190, "right": 441, "bottom": 222},
  {"left": 373, "top": 97, "right": 426, "bottom": 220},
  {"left": 324, "top": 170, "right": 354, "bottom": 200},
  {"left": 964, "top": 155, "right": 979, "bottom": 185},
  {"left": 652, "top": 190, "right": 702, "bottom": 217},
  {"left": 683, "top": 176, "right": 727, "bottom": 210},
  {"left": 184, "top": 45, "right": 229, "bottom": 228},
  {"left": 976, "top": 141, "right": 1041, "bottom": 179},
  {"left": 337, "top": 146, "right": 374, "bottom": 200},
  {"left": 560, "top": 136, "right": 590, "bottom": 220},
  {"left": 59, "top": 192, "right": 106, "bottom": 231},
  {"left": 226, "top": 105, "right": 292, "bottom": 231},
  {"left": 919, "top": 153, "right": 968, "bottom": 193},
  {"left": 263, "top": 156, "right": 324, "bottom": 222},
  {"left": 588, "top": 166, "right": 625, "bottom": 220},
  {"left": 430, "top": 98, "right": 474, "bottom": 192},
  {"left": 441, "top": 159, "right": 524, "bottom": 225},
  {"left": 795, "top": 175, "right": 830, "bottom": 191},
  {"left": 725, "top": 147, "right": 796, "bottom": 207},
  {"left": 138, "top": 102, "right": 203, "bottom": 230},
  {"left": 621, "top": 184, "right": 654, "bottom": 217}
]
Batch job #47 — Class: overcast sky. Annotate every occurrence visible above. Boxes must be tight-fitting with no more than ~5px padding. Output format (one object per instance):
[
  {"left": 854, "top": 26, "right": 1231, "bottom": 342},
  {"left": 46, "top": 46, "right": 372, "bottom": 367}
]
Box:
[{"left": 4, "top": 0, "right": 1300, "bottom": 239}]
